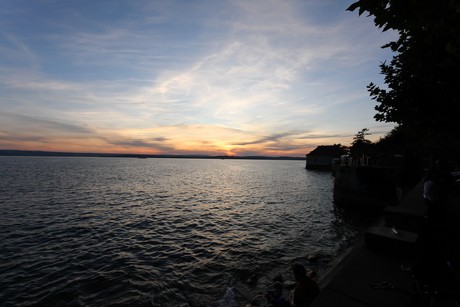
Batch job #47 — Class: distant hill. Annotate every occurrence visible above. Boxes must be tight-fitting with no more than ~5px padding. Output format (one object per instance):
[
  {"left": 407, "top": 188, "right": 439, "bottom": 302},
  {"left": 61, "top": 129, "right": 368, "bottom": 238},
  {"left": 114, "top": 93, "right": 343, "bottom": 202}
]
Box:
[{"left": 0, "top": 150, "right": 304, "bottom": 161}]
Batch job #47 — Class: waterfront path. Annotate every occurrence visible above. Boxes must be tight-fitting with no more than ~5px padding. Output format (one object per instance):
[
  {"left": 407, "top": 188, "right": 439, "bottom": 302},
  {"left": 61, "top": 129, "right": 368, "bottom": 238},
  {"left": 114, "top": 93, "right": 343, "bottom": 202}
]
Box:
[{"left": 311, "top": 180, "right": 460, "bottom": 306}]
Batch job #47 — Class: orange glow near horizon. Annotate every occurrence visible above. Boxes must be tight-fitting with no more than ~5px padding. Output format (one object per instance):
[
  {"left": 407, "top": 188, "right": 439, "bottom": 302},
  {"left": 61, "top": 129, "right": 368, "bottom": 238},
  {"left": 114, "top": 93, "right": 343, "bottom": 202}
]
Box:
[
  {"left": 0, "top": 121, "right": 390, "bottom": 157},
  {"left": 0, "top": 1, "right": 398, "bottom": 159},
  {"left": 0, "top": 133, "right": 325, "bottom": 157}
]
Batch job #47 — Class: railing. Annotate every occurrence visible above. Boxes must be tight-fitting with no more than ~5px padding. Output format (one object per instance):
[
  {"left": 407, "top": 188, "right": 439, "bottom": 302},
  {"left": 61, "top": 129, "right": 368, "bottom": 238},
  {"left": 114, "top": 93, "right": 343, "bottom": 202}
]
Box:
[{"left": 339, "top": 155, "right": 404, "bottom": 168}]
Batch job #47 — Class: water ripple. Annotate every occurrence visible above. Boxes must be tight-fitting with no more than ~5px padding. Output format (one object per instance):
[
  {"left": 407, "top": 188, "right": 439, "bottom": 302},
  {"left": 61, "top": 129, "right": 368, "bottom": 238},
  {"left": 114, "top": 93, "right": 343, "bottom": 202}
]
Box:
[{"left": 0, "top": 157, "right": 359, "bottom": 305}]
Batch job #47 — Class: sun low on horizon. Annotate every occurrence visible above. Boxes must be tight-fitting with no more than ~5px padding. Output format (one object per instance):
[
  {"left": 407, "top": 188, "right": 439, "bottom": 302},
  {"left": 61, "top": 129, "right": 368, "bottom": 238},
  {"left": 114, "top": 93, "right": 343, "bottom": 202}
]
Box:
[{"left": 0, "top": 0, "right": 397, "bottom": 157}]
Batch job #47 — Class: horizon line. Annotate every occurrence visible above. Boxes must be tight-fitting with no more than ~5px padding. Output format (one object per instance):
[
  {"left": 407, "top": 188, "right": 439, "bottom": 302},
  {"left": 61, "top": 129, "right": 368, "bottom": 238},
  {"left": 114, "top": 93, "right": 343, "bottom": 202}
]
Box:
[{"left": 0, "top": 149, "right": 306, "bottom": 160}]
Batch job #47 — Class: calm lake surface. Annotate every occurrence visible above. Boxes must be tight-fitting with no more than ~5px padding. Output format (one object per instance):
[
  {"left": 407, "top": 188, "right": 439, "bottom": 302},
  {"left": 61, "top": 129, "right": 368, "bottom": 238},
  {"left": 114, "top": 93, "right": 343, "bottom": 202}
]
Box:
[{"left": 0, "top": 157, "right": 360, "bottom": 306}]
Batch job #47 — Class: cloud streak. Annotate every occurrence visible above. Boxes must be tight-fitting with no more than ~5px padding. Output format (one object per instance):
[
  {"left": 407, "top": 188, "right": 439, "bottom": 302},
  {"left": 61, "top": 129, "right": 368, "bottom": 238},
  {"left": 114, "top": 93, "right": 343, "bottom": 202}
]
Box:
[
  {"left": 232, "top": 132, "right": 300, "bottom": 146},
  {"left": 0, "top": 0, "right": 397, "bottom": 156}
]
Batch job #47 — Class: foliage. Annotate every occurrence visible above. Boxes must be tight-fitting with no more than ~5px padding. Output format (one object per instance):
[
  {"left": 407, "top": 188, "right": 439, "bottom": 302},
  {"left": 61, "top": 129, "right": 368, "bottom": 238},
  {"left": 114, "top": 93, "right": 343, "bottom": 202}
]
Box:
[
  {"left": 352, "top": 128, "right": 371, "bottom": 145},
  {"left": 375, "top": 125, "right": 418, "bottom": 154},
  {"left": 333, "top": 143, "right": 349, "bottom": 155},
  {"left": 347, "top": 0, "right": 460, "bottom": 151},
  {"left": 350, "top": 128, "right": 374, "bottom": 157}
]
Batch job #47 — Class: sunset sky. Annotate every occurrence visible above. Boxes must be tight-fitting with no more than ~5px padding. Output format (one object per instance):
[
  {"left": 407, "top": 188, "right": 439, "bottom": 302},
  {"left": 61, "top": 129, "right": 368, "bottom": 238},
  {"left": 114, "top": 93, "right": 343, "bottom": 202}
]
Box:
[{"left": 0, "top": 0, "right": 397, "bottom": 157}]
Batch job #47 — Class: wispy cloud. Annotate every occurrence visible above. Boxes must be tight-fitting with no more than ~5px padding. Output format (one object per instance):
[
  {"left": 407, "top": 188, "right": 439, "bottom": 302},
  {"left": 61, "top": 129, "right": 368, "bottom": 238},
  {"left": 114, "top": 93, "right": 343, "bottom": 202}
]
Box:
[
  {"left": 106, "top": 138, "right": 174, "bottom": 152},
  {"left": 232, "top": 132, "right": 300, "bottom": 146},
  {"left": 0, "top": 113, "right": 93, "bottom": 135},
  {"left": 0, "top": 0, "right": 397, "bottom": 156}
]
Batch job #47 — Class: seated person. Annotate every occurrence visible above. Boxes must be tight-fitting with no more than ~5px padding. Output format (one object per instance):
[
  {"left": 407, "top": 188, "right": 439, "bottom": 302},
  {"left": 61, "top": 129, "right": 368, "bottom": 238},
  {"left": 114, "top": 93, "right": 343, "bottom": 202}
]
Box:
[{"left": 288, "top": 264, "right": 319, "bottom": 307}]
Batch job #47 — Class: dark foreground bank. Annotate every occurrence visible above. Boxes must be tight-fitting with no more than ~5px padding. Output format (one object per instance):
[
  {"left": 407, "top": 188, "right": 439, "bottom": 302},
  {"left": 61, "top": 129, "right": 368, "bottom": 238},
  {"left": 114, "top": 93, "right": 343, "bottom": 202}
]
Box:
[{"left": 311, "top": 180, "right": 460, "bottom": 307}]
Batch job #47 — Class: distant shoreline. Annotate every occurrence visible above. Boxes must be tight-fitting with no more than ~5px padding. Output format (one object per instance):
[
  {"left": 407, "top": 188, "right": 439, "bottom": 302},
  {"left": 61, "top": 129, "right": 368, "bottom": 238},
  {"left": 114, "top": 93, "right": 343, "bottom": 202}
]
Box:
[{"left": 0, "top": 149, "right": 305, "bottom": 161}]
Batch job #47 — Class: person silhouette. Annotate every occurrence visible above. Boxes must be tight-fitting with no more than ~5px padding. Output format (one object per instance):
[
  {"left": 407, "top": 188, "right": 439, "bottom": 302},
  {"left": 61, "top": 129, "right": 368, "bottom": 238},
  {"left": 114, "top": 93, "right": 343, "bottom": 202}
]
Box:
[
  {"left": 423, "top": 159, "right": 454, "bottom": 225},
  {"left": 288, "top": 264, "right": 319, "bottom": 307},
  {"left": 266, "top": 281, "right": 289, "bottom": 307}
]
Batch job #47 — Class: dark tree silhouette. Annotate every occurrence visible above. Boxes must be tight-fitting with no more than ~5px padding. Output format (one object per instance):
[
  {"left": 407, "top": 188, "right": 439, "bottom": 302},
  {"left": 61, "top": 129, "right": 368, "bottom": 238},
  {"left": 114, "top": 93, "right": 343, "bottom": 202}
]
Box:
[
  {"left": 350, "top": 128, "right": 374, "bottom": 158},
  {"left": 347, "top": 0, "right": 460, "bottom": 153},
  {"left": 352, "top": 128, "right": 371, "bottom": 145}
]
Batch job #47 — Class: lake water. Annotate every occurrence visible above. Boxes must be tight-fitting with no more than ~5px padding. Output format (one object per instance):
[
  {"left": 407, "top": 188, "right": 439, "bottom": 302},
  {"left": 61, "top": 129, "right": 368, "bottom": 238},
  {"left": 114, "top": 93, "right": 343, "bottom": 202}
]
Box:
[{"left": 0, "top": 157, "right": 359, "bottom": 306}]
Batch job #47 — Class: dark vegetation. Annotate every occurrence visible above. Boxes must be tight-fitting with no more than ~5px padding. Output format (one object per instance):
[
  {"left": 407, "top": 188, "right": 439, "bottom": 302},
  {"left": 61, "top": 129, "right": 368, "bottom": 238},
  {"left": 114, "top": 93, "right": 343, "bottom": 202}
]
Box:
[{"left": 347, "top": 0, "right": 460, "bottom": 165}]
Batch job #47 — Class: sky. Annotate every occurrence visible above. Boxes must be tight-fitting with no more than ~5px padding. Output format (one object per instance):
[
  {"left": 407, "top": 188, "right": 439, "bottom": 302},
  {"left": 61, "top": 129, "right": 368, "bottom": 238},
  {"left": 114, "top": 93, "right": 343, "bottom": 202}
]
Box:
[{"left": 0, "top": 0, "right": 397, "bottom": 157}]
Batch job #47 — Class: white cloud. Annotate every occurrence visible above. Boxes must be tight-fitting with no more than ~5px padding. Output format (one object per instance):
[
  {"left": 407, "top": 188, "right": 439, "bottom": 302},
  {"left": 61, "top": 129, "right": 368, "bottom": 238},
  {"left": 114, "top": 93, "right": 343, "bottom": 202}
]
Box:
[{"left": 0, "top": 0, "right": 398, "bottom": 154}]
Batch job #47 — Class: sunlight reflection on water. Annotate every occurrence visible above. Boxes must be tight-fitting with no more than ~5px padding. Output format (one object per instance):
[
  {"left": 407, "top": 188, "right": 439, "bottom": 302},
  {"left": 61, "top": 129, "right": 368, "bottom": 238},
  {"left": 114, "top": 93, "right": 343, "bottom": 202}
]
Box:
[{"left": 0, "top": 157, "right": 358, "bottom": 306}]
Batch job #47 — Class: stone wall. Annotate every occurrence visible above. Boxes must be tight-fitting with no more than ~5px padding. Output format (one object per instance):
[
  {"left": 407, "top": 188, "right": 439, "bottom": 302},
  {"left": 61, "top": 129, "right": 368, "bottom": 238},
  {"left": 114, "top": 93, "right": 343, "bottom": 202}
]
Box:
[{"left": 333, "top": 166, "right": 398, "bottom": 210}]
